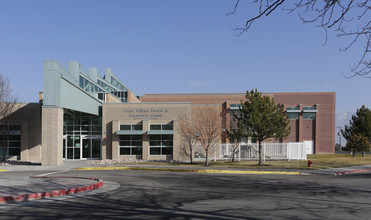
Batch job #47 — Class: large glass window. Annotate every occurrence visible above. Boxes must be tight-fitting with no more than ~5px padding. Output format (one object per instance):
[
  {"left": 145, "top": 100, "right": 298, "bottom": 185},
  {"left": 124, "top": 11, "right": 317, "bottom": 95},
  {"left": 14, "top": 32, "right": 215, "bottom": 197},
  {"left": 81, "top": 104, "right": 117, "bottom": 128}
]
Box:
[
  {"left": 149, "top": 135, "right": 173, "bottom": 155},
  {"left": 0, "top": 124, "right": 21, "bottom": 157},
  {"left": 64, "top": 114, "right": 102, "bottom": 135},
  {"left": 120, "top": 135, "right": 142, "bottom": 155}
]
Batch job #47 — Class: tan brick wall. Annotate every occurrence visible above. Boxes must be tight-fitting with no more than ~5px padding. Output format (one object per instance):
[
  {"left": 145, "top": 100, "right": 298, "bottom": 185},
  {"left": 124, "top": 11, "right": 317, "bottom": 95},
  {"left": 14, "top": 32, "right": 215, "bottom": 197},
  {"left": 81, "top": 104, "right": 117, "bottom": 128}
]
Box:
[
  {"left": 127, "top": 91, "right": 140, "bottom": 103},
  {"left": 102, "top": 103, "right": 192, "bottom": 160},
  {"left": 0, "top": 103, "right": 42, "bottom": 162},
  {"left": 41, "top": 107, "right": 63, "bottom": 166},
  {"left": 105, "top": 93, "right": 121, "bottom": 103}
]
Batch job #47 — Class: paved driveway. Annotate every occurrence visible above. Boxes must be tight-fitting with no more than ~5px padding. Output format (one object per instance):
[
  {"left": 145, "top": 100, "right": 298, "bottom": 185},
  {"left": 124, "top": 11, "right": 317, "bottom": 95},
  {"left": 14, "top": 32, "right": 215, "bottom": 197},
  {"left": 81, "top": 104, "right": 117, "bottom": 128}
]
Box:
[{"left": 1, "top": 169, "right": 371, "bottom": 219}]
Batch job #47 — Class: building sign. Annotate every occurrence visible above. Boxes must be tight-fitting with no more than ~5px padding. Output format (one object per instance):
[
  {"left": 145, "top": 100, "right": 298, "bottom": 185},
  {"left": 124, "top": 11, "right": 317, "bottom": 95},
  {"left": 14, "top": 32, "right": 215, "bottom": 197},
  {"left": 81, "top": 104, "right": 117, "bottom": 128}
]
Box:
[{"left": 123, "top": 107, "right": 169, "bottom": 119}]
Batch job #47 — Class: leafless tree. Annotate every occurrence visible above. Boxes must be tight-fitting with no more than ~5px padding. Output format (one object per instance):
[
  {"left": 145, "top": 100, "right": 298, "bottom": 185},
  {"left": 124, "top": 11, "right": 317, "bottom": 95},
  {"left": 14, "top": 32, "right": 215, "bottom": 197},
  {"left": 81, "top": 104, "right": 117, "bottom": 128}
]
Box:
[
  {"left": 178, "top": 114, "right": 198, "bottom": 163},
  {"left": 0, "top": 74, "right": 17, "bottom": 162},
  {"left": 227, "top": 0, "right": 370, "bottom": 78},
  {"left": 192, "top": 106, "right": 222, "bottom": 166}
]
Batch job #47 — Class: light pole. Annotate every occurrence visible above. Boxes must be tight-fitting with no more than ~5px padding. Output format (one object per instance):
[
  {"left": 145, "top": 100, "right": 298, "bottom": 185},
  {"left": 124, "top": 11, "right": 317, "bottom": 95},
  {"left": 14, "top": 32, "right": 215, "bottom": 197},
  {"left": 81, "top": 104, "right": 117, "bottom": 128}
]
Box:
[{"left": 337, "top": 126, "right": 342, "bottom": 151}]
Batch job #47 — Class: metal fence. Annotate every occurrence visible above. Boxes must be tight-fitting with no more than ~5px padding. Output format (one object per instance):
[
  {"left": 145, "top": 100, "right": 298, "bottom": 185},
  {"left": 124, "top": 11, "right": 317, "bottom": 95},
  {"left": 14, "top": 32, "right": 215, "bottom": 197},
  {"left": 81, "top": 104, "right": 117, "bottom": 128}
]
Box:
[{"left": 194, "top": 142, "right": 308, "bottom": 161}]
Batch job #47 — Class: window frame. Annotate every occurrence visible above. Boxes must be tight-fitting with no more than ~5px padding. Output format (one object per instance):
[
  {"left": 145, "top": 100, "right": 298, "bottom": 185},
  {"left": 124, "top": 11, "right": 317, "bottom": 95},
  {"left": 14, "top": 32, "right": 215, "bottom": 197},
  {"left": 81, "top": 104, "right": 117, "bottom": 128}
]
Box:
[
  {"left": 149, "top": 134, "right": 173, "bottom": 155},
  {"left": 119, "top": 135, "right": 143, "bottom": 155}
]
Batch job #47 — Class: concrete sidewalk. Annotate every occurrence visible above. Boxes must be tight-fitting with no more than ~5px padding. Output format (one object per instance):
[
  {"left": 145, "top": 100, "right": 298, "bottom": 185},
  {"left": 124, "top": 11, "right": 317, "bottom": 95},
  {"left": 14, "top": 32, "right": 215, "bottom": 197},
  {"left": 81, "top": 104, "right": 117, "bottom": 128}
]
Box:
[
  {"left": 302, "top": 165, "right": 371, "bottom": 175},
  {"left": 0, "top": 160, "right": 91, "bottom": 172},
  {"left": 0, "top": 161, "right": 103, "bottom": 204}
]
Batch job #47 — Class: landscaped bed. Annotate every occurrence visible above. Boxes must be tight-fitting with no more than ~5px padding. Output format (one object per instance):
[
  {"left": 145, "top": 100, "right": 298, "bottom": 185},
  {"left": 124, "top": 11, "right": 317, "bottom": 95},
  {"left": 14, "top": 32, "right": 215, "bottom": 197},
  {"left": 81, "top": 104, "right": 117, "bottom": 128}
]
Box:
[{"left": 90, "top": 154, "right": 371, "bottom": 170}]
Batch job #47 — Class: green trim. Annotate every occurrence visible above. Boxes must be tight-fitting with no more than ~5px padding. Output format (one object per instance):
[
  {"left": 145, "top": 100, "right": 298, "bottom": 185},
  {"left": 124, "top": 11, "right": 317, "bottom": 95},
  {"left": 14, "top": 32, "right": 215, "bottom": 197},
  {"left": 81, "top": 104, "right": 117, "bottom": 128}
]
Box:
[
  {"left": 116, "top": 130, "right": 143, "bottom": 135},
  {"left": 147, "top": 130, "right": 174, "bottom": 135}
]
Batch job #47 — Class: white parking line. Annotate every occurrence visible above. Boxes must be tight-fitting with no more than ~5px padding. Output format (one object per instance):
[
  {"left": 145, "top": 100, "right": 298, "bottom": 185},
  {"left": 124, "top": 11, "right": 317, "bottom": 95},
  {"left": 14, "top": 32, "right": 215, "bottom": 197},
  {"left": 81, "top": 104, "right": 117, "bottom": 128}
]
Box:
[{"left": 37, "top": 170, "right": 68, "bottom": 177}]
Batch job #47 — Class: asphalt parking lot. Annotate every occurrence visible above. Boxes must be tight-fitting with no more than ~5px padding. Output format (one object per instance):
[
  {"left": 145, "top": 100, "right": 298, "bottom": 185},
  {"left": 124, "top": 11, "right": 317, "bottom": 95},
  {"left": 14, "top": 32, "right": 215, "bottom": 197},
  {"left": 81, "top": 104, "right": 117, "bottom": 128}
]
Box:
[{"left": 1, "top": 168, "right": 371, "bottom": 220}]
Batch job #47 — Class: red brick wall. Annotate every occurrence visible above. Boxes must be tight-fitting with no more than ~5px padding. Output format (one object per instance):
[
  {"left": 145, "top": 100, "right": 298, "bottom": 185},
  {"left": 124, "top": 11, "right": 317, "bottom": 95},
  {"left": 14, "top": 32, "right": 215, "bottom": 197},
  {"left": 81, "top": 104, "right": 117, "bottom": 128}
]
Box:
[
  {"left": 141, "top": 92, "right": 336, "bottom": 154},
  {"left": 274, "top": 92, "right": 335, "bottom": 154}
]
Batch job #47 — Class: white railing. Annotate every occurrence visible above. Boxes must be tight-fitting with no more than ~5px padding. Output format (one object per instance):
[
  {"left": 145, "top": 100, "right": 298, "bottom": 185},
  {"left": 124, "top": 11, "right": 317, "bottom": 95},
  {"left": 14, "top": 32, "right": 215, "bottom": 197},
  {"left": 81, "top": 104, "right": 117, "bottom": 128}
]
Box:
[
  {"left": 193, "top": 142, "right": 308, "bottom": 161},
  {"left": 219, "top": 142, "right": 307, "bottom": 161}
]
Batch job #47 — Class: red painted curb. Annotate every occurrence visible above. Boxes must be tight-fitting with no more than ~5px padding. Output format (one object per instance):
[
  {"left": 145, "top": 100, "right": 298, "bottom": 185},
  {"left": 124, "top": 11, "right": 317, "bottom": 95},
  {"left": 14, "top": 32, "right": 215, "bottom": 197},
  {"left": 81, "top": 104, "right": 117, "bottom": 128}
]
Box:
[
  {"left": 335, "top": 168, "right": 371, "bottom": 176},
  {"left": 0, "top": 176, "right": 104, "bottom": 204}
]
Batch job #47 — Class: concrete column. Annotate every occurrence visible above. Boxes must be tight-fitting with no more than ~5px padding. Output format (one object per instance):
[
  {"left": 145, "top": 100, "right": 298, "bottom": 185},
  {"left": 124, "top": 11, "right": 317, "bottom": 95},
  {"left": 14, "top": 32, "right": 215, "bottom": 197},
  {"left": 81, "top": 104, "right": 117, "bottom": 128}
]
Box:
[
  {"left": 142, "top": 120, "right": 149, "bottom": 160},
  {"left": 41, "top": 107, "right": 63, "bottom": 166},
  {"left": 105, "top": 68, "right": 112, "bottom": 83},
  {"left": 20, "top": 120, "right": 29, "bottom": 161},
  {"left": 112, "top": 120, "right": 119, "bottom": 160},
  {"left": 67, "top": 61, "right": 80, "bottom": 83},
  {"left": 89, "top": 68, "right": 98, "bottom": 83}
]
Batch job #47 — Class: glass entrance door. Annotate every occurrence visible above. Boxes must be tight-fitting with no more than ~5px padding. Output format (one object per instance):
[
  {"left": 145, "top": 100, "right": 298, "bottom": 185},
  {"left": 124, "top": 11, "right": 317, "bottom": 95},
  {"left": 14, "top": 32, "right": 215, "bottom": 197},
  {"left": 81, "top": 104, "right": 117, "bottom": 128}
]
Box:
[
  {"left": 81, "top": 136, "right": 101, "bottom": 159},
  {"left": 92, "top": 139, "right": 101, "bottom": 158},
  {"left": 63, "top": 135, "right": 67, "bottom": 159},
  {"left": 66, "top": 135, "right": 81, "bottom": 160},
  {"left": 82, "top": 138, "right": 91, "bottom": 159}
]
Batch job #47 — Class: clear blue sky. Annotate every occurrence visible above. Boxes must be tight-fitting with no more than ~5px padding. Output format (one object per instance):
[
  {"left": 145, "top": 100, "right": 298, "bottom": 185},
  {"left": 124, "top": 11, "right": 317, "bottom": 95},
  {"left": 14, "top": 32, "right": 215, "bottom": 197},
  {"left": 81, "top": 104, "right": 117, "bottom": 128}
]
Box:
[{"left": 0, "top": 0, "right": 369, "bottom": 114}]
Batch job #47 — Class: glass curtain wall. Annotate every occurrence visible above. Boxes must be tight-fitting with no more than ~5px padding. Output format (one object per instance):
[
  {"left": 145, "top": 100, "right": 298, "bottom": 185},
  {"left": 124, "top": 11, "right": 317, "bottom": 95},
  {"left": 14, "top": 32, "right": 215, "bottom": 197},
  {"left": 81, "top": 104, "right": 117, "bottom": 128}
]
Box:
[{"left": 63, "top": 110, "right": 102, "bottom": 160}]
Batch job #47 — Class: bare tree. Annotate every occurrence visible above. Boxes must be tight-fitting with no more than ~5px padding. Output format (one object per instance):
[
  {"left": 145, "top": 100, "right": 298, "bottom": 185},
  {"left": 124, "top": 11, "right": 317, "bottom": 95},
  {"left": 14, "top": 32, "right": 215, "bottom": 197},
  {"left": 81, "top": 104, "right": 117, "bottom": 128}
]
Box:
[
  {"left": 192, "top": 106, "right": 222, "bottom": 166},
  {"left": 178, "top": 114, "right": 198, "bottom": 163},
  {"left": 227, "top": 0, "right": 370, "bottom": 77},
  {"left": 0, "top": 74, "right": 17, "bottom": 162}
]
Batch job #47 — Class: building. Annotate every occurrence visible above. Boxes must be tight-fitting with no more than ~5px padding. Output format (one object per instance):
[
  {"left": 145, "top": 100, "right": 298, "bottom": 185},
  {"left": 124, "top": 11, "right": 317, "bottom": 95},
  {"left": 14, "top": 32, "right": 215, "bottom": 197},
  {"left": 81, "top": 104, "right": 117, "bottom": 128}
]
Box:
[{"left": 0, "top": 61, "right": 335, "bottom": 165}]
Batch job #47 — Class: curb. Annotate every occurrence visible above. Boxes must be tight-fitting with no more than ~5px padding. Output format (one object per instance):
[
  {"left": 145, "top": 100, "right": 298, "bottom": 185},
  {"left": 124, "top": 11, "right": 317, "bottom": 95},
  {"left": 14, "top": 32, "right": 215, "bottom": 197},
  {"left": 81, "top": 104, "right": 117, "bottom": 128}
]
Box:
[
  {"left": 334, "top": 168, "right": 371, "bottom": 176},
  {"left": 0, "top": 169, "right": 8, "bottom": 172},
  {"left": 74, "top": 167, "right": 301, "bottom": 175},
  {"left": 0, "top": 176, "right": 104, "bottom": 204}
]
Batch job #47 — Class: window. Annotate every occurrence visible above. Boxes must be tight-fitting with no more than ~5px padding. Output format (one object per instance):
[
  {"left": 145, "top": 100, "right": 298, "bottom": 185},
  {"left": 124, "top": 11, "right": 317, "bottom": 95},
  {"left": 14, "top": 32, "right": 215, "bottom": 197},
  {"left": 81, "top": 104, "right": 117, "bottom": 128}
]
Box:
[
  {"left": 119, "top": 135, "right": 142, "bottom": 155},
  {"left": 303, "top": 106, "right": 316, "bottom": 110},
  {"left": 132, "top": 124, "right": 142, "bottom": 130},
  {"left": 63, "top": 114, "right": 102, "bottom": 135},
  {"left": 150, "top": 125, "right": 161, "bottom": 130},
  {"left": 303, "top": 112, "right": 316, "bottom": 119},
  {"left": 149, "top": 135, "right": 173, "bottom": 155},
  {"left": 286, "top": 106, "right": 300, "bottom": 111},
  {"left": 120, "top": 125, "right": 131, "bottom": 130},
  {"left": 150, "top": 124, "right": 173, "bottom": 131},
  {"left": 98, "top": 93, "right": 105, "bottom": 101},
  {"left": 0, "top": 124, "right": 21, "bottom": 157},
  {"left": 287, "top": 112, "right": 299, "bottom": 120},
  {"left": 120, "top": 124, "right": 142, "bottom": 131},
  {"left": 230, "top": 104, "right": 241, "bottom": 109}
]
